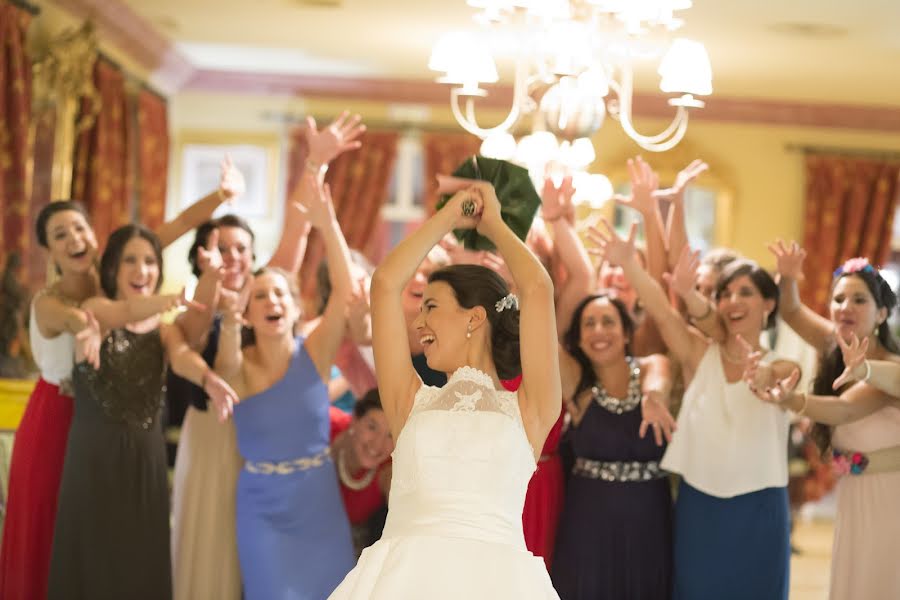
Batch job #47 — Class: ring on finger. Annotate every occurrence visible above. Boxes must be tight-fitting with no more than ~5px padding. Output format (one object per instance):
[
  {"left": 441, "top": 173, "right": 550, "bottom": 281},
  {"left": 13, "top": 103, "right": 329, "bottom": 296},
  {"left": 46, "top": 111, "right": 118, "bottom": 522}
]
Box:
[{"left": 461, "top": 199, "right": 476, "bottom": 217}]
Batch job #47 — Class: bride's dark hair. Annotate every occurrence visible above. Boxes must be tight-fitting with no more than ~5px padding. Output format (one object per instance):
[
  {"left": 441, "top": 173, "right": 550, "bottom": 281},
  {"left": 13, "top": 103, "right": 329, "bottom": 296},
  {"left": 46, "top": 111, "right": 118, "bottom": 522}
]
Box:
[{"left": 428, "top": 264, "right": 521, "bottom": 380}]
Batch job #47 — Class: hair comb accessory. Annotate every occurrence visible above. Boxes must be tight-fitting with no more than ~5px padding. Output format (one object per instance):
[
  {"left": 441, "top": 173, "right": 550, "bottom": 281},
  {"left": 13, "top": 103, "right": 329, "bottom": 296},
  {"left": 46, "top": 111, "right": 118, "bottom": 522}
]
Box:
[
  {"left": 834, "top": 257, "right": 876, "bottom": 278},
  {"left": 495, "top": 293, "right": 519, "bottom": 313}
]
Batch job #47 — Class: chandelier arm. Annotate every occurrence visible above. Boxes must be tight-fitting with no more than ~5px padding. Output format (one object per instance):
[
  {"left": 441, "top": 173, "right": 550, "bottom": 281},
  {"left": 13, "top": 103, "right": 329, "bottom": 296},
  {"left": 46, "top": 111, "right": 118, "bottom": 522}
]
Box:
[
  {"left": 631, "top": 113, "right": 690, "bottom": 153},
  {"left": 609, "top": 69, "right": 690, "bottom": 148},
  {"left": 449, "top": 57, "right": 531, "bottom": 139}
]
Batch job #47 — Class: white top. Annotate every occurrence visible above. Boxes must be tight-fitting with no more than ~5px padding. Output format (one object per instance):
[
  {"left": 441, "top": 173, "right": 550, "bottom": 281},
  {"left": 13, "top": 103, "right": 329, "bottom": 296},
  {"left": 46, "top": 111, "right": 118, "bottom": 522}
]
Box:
[
  {"left": 661, "top": 344, "right": 790, "bottom": 498},
  {"left": 29, "top": 295, "right": 76, "bottom": 386}
]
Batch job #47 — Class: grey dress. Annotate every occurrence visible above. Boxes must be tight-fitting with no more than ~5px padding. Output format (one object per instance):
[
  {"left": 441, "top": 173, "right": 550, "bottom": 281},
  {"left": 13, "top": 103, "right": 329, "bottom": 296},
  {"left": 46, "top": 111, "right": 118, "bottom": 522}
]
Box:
[{"left": 48, "top": 328, "right": 171, "bottom": 600}]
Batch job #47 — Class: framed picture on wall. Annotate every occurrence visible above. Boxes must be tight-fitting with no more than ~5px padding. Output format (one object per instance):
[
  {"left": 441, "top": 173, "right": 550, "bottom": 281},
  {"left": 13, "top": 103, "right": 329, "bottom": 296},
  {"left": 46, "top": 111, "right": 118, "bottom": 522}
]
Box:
[{"left": 173, "top": 131, "right": 282, "bottom": 220}]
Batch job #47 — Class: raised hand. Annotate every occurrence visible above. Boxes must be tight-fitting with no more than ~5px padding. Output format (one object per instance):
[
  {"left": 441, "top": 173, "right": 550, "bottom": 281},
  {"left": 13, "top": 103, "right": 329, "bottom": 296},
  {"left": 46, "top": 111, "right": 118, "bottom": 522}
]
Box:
[
  {"left": 639, "top": 390, "right": 677, "bottom": 446},
  {"left": 75, "top": 310, "right": 102, "bottom": 370},
  {"left": 473, "top": 182, "right": 504, "bottom": 238},
  {"left": 540, "top": 175, "right": 575, "bottom": 224},
  {"left": 444, "top": 187, "right": 483, "bottom": 231},
  {"left": 219, "top": 154, "right": 246, "bottom": 202},
  {"left": 586, "top": 218, "right": 638, "bottom": 267},
  {"left": 196, "top": 228, "right": 224, "bottom": 276},
  {"left": 202, "top": 369, "right": 240, "bottom": 423},
  {"left": 654, "top": 159, "right": 708, "bottom": 203},
  {"left": 614, "top": 157, "right": 659, "bottom": 216},
  {"left": 735, "top": 334, "right": 772, "bottom": 391},
  {"left": 221, "top": 276, "right": 253, "bottom": 323},
  {"left": 481, "top": 251, "right": 514, "bottom": 287},
  {"left": 833, "top": 332, "right": 869, "bottom": 389},
  {"left": 749, "top": 368, "right": 801, "bottom": 405},
  {"left": 294, "top": 179, "right": 338, "bottom": 230},
  {"left": 305, "top": 111, "right": 366, "bottom": 167},
  {"left": 662, "top": 245, "right": 701, "bottom": 299},
  {"left": 768, "top": 239, "right": 807, "bottom": 281}
]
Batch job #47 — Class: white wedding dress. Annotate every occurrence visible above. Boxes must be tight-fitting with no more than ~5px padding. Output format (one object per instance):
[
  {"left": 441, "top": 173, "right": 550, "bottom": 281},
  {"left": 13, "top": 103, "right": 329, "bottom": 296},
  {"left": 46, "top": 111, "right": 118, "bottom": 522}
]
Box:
[{"left": 328, "top": 366, "right": 559, "bottom": 599}]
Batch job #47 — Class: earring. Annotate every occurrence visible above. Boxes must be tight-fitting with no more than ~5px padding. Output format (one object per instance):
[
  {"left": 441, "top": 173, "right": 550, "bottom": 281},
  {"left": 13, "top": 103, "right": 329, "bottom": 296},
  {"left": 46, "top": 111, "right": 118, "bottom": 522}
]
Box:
[{"left": 466, "top": 324, "right": 472, "bottom": 339}]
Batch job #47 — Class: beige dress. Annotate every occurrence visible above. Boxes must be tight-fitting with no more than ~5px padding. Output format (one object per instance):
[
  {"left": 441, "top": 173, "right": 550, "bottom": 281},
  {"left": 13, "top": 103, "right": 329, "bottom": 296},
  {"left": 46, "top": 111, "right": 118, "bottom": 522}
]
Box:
[
  {"left": 171, "top": 406, "right": 244, "bottom": 600},
  {"left": 829, "top": 406, "right": 900, "bottom": 600}
]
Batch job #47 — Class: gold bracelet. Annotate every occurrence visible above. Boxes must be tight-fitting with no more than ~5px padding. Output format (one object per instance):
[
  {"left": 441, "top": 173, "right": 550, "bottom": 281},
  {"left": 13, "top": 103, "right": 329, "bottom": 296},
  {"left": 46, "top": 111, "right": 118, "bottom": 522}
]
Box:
[
  {"left": 217, "top": 188, "right": 227, "bottom": 203},
  {"left": 796, "top": 392, "right": 808, "bottom": 416},
  {"left": 862, "top": 360, "right": 872, "bottom": 383}
]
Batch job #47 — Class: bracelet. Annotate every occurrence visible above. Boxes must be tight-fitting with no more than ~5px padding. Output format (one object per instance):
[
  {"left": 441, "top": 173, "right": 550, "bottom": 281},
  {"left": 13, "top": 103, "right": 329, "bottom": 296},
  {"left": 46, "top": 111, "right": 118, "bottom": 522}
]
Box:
[
  {"left": 217, "top": 188, "right": 227, "bottom": 203},
  {"left": 862, "top": 360, "right": 872, "bottom": 383},
  {"left": 795, "top": 392, "right": 808, "bottom": 416},
  {"left": 305, "top": 160, "right": 325, "bottom": 175},
  {"left": 687, "top": 302, "right": 713, "bottom": 321},
  {"left": 200, "top": 368, "right": 210, "bottom": 390}
]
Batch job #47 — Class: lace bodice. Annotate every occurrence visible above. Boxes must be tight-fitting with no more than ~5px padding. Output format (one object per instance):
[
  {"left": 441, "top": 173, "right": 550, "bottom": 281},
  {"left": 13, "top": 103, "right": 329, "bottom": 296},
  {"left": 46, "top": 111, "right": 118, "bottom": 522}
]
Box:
[{"left": 383, "top": 367, "right": 536, "bottom": 548}]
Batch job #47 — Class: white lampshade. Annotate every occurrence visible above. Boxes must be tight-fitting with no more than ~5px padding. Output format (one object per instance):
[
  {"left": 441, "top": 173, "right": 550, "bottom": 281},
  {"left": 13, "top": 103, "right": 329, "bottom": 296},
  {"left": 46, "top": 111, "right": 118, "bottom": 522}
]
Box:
[
  {"left": 572, "top": 172, "right": 614, "bottom": 209},
  {"left": 570, "top": 137, "right": 597, "bottom": 166},
  {"left": 429, "top": 33, "right": 499, "bottom": 85},
  {"left": 480, "top": 132, "right": 517, "bottom": 160},
  {"left": 658, "top": 38, "right": 712, "bottom": 96}
]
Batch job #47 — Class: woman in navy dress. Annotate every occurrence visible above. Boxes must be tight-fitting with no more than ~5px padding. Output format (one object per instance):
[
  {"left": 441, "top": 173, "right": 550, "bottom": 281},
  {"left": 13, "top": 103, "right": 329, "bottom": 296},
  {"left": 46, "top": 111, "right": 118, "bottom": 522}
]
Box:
[{"left": 552, "top": 294, "right": 675, "bottom": 599}]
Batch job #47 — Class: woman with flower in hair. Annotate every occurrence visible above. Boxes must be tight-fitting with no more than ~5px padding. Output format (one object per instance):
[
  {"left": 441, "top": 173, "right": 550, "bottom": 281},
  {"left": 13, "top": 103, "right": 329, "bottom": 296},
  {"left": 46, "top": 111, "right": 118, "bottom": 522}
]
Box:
[{"left": 757, "top": 245, "right": 900, "bottom": 600}]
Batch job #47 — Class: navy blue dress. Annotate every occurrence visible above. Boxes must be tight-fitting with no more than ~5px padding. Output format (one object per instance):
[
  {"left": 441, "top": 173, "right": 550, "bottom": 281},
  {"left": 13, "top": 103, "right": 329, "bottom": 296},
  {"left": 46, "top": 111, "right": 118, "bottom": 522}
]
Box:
[{"left": 552, "top": 398, "right": 672, "bottom": 599}]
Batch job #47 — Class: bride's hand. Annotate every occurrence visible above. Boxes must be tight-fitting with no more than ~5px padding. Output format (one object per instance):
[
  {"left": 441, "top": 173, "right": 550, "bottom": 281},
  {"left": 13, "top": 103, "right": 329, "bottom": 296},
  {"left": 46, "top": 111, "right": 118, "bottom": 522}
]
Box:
[{"left": 444, "top": 187, "right": 483, "bottom": 230}]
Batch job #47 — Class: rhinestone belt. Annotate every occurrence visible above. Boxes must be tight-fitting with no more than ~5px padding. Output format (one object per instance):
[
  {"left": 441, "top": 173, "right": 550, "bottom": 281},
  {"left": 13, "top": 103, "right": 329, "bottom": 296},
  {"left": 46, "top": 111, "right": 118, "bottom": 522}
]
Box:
[
  {"left": 572, "top": 457, "right": 667, "bottom": 482},
  {"left": 244, "top": 448, "right": 331, "bottom": 475}
]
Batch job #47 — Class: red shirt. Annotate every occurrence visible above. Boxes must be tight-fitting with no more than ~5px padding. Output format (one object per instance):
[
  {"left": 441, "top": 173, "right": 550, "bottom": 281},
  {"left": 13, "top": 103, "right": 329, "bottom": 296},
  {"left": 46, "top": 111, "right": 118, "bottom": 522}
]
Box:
[{"left": 329, "top": 406, "right": 389, "bottom": 525}]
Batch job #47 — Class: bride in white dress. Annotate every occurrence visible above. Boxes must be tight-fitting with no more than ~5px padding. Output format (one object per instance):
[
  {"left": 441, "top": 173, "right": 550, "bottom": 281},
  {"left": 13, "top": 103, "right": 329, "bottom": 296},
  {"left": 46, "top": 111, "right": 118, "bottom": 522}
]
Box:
[{"left": 329, "top": 182, "right": 562, "bottom": 599}]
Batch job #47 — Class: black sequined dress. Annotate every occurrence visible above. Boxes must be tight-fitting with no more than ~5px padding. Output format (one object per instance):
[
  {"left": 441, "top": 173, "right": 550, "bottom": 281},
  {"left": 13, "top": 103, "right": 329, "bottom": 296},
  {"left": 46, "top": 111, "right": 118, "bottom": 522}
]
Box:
[{"left": 48, "top": 328, "right": 171, "bottom": 600}]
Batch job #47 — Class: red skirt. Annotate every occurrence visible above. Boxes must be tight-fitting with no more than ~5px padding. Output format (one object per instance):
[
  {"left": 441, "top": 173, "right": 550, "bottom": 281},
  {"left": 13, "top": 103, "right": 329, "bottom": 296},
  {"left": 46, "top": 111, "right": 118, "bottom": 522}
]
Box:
[
  {"left": 0, "top": 378, "right": 74, "bottom": 600},
  {"left": 522, "top": 408, "right": 565, "bottom": 570}
]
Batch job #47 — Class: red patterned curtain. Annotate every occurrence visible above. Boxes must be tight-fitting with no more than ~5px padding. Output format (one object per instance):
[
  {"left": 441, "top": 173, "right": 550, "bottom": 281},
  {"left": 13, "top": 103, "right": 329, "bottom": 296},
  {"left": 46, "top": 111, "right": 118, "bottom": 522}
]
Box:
[
  {"left": 801, "top": 154, "right": 900, "bottom": 314},
  {"left": 422, "top": 131, "right": 482, "bottom": 214},
  {"left": 323, "top": 130, "right": 399, "bottom": 252},
  {"left": 0, "top": 1, "right": 33, "bottom": 278},
  {"left": 71, "top": 57, "right": 133, "bottom": 245},
  {"left": 136, "top": 87, "right": 169, "bottom": 232}
]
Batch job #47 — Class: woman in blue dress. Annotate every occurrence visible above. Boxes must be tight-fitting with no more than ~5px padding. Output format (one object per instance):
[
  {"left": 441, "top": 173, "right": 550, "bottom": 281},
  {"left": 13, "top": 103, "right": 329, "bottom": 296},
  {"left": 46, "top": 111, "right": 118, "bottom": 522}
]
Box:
[{"left": 215, "top": 176, "right": 356, "bottom": 599}]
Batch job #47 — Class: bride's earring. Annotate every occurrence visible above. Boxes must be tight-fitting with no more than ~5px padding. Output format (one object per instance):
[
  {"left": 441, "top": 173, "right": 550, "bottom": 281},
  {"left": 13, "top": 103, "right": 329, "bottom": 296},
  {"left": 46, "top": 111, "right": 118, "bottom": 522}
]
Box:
[{"left": 466, "top": 324, "right": 472, "bottom": 339}]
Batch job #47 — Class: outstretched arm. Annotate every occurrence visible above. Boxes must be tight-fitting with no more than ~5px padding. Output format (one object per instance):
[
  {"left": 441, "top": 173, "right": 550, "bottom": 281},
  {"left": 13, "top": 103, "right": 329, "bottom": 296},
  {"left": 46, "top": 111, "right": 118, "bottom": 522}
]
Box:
[
  {"left": 588, "top": 219, "right": 708, "bottom": 371},
  {"left": 303, "top": 180, "right": 355, "bottom": 381},
  {"left": 832, "top": 333, "right": 900, "bottom": 396},
  {"left": 156, "top": 156, "right": 242, "bottom": 248},
  {"left": 665, "top": 245, "right": 726, "bottom": 342},
  {"left": 769, "top": 240, "right": 834, "bottom": 352},
  {"left": 541, "top": 176, "right": 594, "bottom": 335},
  {"left": 163, "top": 322, "right": 239, "bottom": 423},
  {"left": 656, "top": 159, "right": 708, "bottom": 269},
  {"left": 176, "top": 228, "right": 223, "bottom": 350},
  {"left": 268, "top": 112, "right": 366, "bottom": 274},
  {"left": 82, "top": 290, "right": 201, "bottom": 333}
]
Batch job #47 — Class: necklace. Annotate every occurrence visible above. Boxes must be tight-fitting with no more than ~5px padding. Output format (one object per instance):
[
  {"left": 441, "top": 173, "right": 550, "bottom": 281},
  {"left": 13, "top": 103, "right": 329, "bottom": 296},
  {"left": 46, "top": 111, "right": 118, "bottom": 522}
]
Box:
[
  {"left": 336, "top": 445, "right": 376, "bottom": 491},
  {"left": 592, "top": 357, "right": 642, "bottom": 414}
]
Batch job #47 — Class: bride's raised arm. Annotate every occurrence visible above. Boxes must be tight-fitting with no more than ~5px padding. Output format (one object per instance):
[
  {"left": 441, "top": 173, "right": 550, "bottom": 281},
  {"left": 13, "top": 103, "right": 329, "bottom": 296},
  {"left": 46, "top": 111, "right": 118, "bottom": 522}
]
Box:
[
  {"left": 470, "top": 182, "right": 561, "bottom": 432},
  {"left": 370, "top": 189, "right": 480, "bottom": 435}
]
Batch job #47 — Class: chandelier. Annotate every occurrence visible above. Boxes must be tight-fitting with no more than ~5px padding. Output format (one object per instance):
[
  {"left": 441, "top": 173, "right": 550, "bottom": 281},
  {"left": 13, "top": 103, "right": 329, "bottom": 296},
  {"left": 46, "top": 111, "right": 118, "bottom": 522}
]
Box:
[{"left": 429, "top": 0, "right": 712, "bottom": 203}]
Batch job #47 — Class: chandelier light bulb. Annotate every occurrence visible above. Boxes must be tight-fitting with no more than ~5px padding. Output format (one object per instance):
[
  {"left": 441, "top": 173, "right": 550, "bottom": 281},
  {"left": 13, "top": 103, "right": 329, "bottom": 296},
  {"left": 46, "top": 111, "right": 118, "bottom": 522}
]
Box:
[
  {"left": 516, "top": 131, "right": 560, "bottom": 167},
  {"left": 429, "top": 32, "right": 499, "bottom": 87}
]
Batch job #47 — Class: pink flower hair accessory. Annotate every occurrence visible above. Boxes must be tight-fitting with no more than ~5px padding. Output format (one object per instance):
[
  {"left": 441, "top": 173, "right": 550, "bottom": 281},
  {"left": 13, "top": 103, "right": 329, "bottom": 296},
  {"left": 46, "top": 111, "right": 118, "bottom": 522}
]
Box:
[{"left": 834, "top": 257, "right": 876, "bottom": 278}]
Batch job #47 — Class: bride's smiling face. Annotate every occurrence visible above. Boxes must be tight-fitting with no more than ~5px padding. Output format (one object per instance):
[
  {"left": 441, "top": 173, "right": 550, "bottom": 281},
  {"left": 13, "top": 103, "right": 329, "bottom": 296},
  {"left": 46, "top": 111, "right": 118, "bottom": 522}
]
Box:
[{"left": 412, "top": 281, "right": 475, "bottom": 373}]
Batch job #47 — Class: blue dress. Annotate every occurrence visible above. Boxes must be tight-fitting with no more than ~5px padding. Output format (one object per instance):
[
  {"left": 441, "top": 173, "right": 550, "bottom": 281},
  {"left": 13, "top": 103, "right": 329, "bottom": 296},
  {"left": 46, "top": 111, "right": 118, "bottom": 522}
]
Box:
[{"left": 233, "top": 337, "right": 355, "bottom": 599}]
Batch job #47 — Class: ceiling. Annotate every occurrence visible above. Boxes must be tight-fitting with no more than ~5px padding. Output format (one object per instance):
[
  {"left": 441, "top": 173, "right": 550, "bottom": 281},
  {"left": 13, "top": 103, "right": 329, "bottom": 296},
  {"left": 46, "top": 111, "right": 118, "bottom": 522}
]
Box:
[{"left": 119, "top": 0, "right": 900, "bottom": 107}]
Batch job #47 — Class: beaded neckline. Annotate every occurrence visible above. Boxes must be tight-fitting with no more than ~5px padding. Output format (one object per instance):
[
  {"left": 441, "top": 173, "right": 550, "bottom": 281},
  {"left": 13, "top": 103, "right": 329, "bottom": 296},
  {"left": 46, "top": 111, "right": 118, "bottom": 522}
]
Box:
[{"left": 591, "top": 356, "right": 642, "bottom": 414}]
